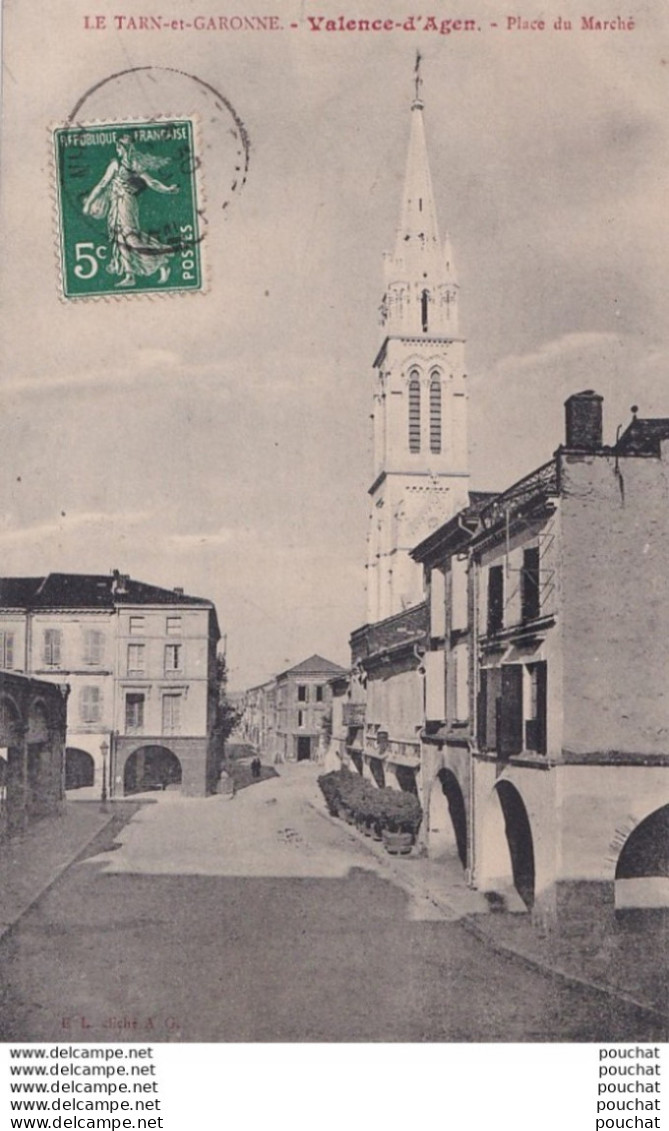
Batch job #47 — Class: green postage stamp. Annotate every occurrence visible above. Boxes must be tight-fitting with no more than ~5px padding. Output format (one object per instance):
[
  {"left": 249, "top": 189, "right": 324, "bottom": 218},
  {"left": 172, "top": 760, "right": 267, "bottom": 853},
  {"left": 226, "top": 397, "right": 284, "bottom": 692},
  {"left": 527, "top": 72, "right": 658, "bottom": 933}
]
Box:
[{"left": 53, "top": 118, "right": 203, "bottom": 298}]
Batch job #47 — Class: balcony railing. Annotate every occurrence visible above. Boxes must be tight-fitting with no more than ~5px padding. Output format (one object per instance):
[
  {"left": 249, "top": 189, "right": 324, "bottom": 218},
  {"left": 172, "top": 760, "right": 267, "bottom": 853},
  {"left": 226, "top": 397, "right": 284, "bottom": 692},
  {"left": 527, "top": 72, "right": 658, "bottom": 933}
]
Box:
[{"left": 351, "top": 602, "right": 428, "bottom": 664}]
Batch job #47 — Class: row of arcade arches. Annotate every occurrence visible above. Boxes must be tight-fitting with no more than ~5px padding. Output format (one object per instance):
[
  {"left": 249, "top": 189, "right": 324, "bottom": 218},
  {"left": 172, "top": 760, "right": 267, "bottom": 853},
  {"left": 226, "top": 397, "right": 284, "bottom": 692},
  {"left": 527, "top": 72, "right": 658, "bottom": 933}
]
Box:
[
  {"left": 65, "top": 745, "right": 183, "bottom": 796},
  {"left": 429, "top": 773, "right": 669, "bottom": 912}
]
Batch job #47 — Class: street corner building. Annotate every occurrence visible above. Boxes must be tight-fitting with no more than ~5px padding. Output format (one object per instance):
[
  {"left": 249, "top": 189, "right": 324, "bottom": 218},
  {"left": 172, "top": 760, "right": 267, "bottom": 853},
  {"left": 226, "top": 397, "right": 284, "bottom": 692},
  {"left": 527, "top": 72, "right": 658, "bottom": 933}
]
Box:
[
  {"left": 0, "top": 571, "right": 221, "bottom": 799},
  {"left": 0, "top": 670, "right": 67, "bottom": 839},
  {"left": 332, "top": 81, "right": 669, "bottom": 928}
]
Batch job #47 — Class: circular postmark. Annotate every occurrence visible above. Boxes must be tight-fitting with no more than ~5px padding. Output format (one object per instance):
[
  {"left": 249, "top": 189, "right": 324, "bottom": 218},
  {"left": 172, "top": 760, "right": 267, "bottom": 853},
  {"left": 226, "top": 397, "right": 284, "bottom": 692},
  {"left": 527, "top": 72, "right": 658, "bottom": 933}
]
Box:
[{"left": 53, "top": 67, "right": 250, "bottom": 298}]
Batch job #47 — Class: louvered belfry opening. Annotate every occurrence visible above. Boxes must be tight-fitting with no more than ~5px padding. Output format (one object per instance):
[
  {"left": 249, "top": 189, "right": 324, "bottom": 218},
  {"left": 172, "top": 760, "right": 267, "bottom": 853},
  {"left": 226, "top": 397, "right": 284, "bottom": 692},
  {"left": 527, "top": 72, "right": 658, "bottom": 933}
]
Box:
[{"left": 409, "top": 374, "right": 421, "bottom": 452}]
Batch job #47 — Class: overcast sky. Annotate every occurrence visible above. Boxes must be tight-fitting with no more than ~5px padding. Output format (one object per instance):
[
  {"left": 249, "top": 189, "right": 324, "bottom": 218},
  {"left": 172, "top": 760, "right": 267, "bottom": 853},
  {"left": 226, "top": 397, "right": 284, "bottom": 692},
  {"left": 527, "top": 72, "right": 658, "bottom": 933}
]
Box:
[{"left": 1, "top": 0, "right": 668, "bottom": 688}]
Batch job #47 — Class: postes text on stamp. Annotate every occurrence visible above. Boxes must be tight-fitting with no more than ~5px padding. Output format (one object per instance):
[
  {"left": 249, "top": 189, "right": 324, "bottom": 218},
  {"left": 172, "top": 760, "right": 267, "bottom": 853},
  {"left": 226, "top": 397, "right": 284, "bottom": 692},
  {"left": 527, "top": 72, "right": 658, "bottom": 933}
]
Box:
[{"left": 53, "top": 118, "right": 203, "bottom": 299}]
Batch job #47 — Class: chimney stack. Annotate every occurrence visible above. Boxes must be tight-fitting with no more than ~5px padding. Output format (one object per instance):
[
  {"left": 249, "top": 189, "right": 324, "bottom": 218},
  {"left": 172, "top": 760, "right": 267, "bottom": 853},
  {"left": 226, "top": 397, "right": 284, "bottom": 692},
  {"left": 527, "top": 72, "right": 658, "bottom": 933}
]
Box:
[
  {"left": 564, "top": 390, "right": 603, "bottom": 451},
  {"left": 111, "top": 569, "right": 129, "bottom": 595}
]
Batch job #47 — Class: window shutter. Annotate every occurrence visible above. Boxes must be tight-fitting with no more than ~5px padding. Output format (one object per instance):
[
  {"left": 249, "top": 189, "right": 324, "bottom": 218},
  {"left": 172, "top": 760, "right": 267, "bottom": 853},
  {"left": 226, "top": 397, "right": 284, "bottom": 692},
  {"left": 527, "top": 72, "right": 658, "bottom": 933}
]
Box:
[
  {"left": 450, "top": 556, "right": 469, "bottom": 633},
  {"left": 521, "top": 547, "right": 541, "bottom": 623},
  {"left": 45, "top": 630, "right": 61, "bottom": 666},
  {"left": 429, "top": 568, "right": 446, "bottom": 638},
  {"left": 487, "top": 567, "right": 504, "bottom": 635},
  {"left": 2, "top": 632, "right": 14, "bottom": 669},
  {"left": 425, "top": 650, "right": 446, "bottom": 723},
  {"left": 500, "top": 665, "right": 523, "bottom": 759},
  {"left": 536, "top": 662, "right": 547, "bottom": 754},
  {"left": 80, "top": 686, "right": 100, "bottom": 724},
  {"left": 477, "top": 670, "right": 488, "bottom": 748}
]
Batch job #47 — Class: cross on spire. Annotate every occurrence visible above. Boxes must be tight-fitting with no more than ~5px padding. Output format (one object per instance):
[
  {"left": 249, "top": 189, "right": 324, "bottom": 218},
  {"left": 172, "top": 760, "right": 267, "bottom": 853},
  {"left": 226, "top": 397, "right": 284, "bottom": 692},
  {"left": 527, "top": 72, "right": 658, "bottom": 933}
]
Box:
[{"left": 414, "top": 51, "right": 423, "bottom": 105}]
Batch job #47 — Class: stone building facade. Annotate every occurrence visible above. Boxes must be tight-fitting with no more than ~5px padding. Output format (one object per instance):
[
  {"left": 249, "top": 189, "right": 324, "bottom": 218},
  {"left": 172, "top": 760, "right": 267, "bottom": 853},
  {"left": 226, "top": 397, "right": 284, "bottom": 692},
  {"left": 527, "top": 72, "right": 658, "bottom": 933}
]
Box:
[
  {"left": 0, "top": 572, "right": 220, "bottom": 797},
  {"left": 0, "top": 671, "right": 68, "bottom": 838}
]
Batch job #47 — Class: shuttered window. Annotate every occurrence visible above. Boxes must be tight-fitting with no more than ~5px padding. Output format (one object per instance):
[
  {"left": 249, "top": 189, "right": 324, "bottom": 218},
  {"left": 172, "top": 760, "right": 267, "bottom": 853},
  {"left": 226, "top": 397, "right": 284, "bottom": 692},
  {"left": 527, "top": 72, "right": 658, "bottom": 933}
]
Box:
[
  {"left": 477, "top": 667, "right": 501, "bottom": 751},
  {"left": 0, "top": 632, "right": 14, "bottom": 669},
  {"left": 487, "top": 566, "right": 504, "bottom": 635},
  {"left": 80, "top": 686, "right": 101, "bottom": 724},
  {"left": 500, "top": 665, "right": 524, "bottom": 759},
  {"left": 521, "top": 547, "right": 541, "bottom": 623},
  {"left": 162, "top": 694, "right": 182, "bottom": 734},
  {"left": 44, "top": 629, "right": 62, "bottom": 666},
  {"left": 164, "top": 644, "right": 183, "bottom": 673},
  {"left": 125, "top": 694, "right": 145, "bottom": 733},
  {"left": 83, "top": 630, "right": 104, "bottom": 665}
]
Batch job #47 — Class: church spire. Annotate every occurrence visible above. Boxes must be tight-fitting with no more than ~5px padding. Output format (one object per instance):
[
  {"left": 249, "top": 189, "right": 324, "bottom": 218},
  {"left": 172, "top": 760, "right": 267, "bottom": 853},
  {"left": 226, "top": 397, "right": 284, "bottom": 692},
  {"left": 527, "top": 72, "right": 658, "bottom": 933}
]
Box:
[
  {"left": 382, "top": 62, "right": 458, "bottom": 338},
  {"left": 367, "top": 62, "right": 468, "bottom": 622}
]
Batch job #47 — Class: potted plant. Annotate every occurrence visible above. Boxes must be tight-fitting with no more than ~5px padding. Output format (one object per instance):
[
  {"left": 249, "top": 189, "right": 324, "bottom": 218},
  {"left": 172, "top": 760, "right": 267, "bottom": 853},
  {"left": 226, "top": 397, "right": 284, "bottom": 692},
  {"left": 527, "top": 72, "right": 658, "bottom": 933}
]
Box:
[{"left": 377, "top": 788, "right": 423, "bottom": 855}]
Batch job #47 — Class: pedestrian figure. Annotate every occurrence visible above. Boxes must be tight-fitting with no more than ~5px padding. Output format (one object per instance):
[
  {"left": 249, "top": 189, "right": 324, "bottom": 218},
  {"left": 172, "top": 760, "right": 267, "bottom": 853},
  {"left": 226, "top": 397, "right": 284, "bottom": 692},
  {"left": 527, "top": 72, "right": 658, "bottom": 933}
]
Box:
[
  {"left": 218, "top": 767, "right": 235, "bottom": 800},
  {"left": 251, "top": 757, "right": 262, "bottom": 780}
]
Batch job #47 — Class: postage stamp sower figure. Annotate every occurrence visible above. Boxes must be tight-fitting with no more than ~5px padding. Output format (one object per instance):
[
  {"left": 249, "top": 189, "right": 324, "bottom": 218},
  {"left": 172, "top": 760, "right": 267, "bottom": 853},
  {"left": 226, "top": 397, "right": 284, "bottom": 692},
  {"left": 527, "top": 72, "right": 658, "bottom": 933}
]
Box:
[{"left": 53, "top": 119, "right": 203, "bottom": 298}]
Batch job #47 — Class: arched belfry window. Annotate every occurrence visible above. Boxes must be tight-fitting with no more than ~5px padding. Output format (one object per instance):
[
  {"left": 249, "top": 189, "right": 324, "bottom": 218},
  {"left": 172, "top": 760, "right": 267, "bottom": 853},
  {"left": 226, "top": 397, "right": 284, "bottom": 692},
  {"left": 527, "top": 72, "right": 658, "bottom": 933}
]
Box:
[
  {"left": 429, "top": 374, "right": 442, "bottom": 454},
  {"left": 408, "top": 372, "right": 421, "bottom": 453},
  {"left": 421, "top": 289, "right": 429, "bottom": 333}
]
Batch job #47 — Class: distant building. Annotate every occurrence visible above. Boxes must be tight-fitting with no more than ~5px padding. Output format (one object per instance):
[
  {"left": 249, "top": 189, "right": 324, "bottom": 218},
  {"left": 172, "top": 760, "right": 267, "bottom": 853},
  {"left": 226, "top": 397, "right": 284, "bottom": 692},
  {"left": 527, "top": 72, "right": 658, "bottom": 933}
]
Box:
[
  {"left": 240, "top": 678, "right": 277, "bottom": 753},
  {"left": 274, "top": 655, "right": 346, "bottom": 763},
  {"left": 0, "top": 571, "right": 220, "bottom": 797},
  {"left": 0, "top": 671, "right": 68, "bottom": 838},
  {"left": 241, "top": 655, "right": 346, "bottom": 763}
]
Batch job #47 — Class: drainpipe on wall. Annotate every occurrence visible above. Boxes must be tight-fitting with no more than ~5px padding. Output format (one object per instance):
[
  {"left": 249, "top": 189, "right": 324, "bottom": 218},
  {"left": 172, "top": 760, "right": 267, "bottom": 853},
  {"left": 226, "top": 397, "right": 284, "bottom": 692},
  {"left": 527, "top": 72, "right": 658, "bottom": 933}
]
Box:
[
  {"left": 25, "top": 610, "right": 33, "bottom": 673},
  {"left": 467, "top": 548, "right": 479, "bottom": 890}
]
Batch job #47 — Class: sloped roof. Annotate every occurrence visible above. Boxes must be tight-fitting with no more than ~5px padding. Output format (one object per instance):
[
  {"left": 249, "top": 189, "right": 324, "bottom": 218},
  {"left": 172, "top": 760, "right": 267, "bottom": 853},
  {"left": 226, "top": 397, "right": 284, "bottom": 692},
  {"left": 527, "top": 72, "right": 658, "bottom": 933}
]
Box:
[
  {"left": 0, "top": 578, "right": 43, "bottom": 608},
  {"left": 277, "top": 654, "right": 346, "bottom": 680},
  {"left": 615, "top": 418, "right": 669, "bottom": 456},
  {"left": 0, "top": 572, "right": 214, "bottom": 610}
]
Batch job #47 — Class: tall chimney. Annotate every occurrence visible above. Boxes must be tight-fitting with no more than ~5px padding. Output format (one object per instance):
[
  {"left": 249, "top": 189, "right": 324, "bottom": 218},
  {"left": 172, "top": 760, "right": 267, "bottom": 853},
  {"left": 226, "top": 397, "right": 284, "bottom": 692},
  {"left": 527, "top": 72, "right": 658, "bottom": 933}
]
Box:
[{"left": 564, "top": 390, "right": 603, "bottom": 450}]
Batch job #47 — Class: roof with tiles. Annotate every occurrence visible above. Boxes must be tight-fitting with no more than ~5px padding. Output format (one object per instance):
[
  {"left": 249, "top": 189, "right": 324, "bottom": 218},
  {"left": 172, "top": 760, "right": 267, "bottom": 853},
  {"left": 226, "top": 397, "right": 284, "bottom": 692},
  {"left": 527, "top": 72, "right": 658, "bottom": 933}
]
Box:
[
  {"left": 276, "top": 654, "right": 347, "bottom": 680},
  {"left": 0, "top": 572, "right": 215, "bottom": 610},
  {"left": 615, "top": 418, "right": 669, "bottom": 457}
]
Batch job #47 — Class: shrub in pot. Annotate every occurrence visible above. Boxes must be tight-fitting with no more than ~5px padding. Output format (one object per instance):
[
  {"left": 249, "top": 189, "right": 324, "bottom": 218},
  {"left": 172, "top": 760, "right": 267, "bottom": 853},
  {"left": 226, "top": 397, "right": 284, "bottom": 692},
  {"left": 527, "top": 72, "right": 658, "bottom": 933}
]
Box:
[{"left": 378, "top": 788, "right": 422, "bottom": 835}]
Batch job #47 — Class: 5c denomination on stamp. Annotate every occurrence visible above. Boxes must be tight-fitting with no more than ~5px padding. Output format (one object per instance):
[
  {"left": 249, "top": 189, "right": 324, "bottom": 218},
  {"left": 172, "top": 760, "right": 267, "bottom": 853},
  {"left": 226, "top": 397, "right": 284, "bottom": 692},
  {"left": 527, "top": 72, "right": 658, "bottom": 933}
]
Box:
[{"left": 53, "top": 118, "right": 203, "bottom": 299}]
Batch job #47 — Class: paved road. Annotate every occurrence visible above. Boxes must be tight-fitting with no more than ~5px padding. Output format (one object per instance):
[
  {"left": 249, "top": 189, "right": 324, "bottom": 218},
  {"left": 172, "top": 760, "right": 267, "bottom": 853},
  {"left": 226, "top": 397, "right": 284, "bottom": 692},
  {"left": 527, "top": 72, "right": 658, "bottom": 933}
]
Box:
[{"left": 0, "top": 766, "right": 664, "bottom": 1042}]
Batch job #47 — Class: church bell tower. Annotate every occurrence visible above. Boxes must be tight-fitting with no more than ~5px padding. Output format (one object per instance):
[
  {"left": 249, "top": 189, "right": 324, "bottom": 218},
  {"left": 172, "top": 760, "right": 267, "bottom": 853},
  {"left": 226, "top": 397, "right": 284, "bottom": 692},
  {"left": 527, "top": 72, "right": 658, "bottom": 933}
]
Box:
[{"left": 366, "top": 61, "right": 470, "bottom": 623}]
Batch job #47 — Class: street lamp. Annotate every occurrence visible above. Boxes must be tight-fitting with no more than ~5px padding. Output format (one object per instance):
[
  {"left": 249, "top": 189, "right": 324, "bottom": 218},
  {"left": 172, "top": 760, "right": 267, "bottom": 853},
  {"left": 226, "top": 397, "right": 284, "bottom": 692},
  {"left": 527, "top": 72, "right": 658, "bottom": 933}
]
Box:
[{"left": 100, "top": 738, "right": 109, "bottom": 813}]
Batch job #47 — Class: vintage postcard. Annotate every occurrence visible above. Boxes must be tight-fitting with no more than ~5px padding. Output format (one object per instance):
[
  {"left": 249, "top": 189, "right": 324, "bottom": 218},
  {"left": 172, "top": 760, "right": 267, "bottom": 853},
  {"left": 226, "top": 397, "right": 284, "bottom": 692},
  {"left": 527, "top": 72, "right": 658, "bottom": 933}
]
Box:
[{"left": 0, "top": 0, "right": 668, "bottom": 1076}]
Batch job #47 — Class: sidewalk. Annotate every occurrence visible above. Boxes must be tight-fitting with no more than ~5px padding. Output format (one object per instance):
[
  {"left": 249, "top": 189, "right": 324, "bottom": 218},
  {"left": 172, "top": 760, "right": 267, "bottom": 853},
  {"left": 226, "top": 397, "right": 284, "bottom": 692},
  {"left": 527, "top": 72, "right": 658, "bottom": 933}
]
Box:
[
  {"left": 299, "top": 763, "right": 667, "bottom": 1023},
  {"left": 0, "top": 801, "right": 138, "bottom": 940}
]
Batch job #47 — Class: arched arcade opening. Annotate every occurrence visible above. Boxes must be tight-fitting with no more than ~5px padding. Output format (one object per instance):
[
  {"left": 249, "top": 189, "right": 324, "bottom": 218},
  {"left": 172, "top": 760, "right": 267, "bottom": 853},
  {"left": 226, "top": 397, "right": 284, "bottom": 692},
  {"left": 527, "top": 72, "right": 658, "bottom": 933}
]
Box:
[
  {"left": 478, "top": 780, "right": 536, "bottom": 911},
  {"left": 124, "top": 746, "right": 182, "bottom": 795},
  {"left": 496, "top": 781, "right": 535, "bottom": 910},
  {"left": 65, "top": 748, "right": 95, "bottom": 790},
  {"left": 615, "top": 804, "right": 669, "bottom": 910},
  {"left": 428, "top": 769, "right": 467, "bottom": 867}
]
